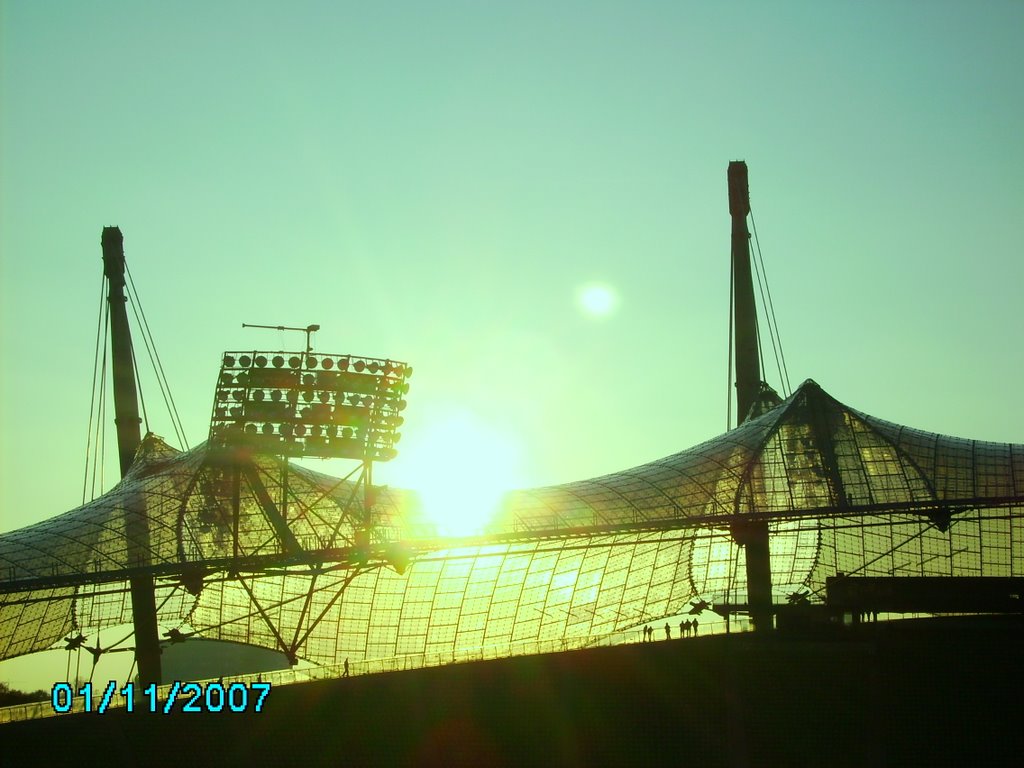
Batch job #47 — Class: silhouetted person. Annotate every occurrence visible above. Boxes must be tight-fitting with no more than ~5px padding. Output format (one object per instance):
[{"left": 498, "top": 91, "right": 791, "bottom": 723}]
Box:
[
  {"left": 692, "top": 618, "right": 699, "bottom": 636},
  {"left": 664, "top": 623, "right": 671, "bottom": 640},
  {"left": 343, "top": 658, "right": 350, "bottom": 677},
  {"left": 679, "top": 619, "right": 686, "bottom": 637}
]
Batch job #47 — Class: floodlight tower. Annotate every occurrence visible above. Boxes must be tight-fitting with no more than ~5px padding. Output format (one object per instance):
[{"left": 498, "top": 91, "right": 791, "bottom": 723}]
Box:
[
  {"left": 101, "top": 227, "right": 163, "bottom": 686},
  {"left": 206, "top": 342, "right": 413, "bottom": 662},
  {"left": 727, "top": 162, "right": 773, "bottom": 634}
]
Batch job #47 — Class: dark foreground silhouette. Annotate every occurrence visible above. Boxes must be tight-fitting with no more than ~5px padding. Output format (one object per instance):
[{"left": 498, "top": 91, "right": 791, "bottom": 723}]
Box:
[{"left": 2, "top": 615, "right": 1021, "bottom": 767}]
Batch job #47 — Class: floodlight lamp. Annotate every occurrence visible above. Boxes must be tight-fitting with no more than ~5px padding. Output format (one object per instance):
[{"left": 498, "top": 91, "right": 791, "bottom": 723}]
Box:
[{"left": 209, "top": 348, "right": 412, "bottom": 462}]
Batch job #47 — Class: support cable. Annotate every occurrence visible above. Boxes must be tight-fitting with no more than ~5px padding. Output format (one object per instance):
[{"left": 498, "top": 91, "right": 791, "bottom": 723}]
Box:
[
  {"left": 130, "top": 341, "right": 151, "bottom": 436},
  {"left": 804, "top": 521, "right": 933, "bottom": 601},
  {"left": 90, "top": 313, "right": 110, "bottom": 501},
  {"left": 76, "top": 582, "right": 184, "bottom": 663},
  {"left": 88, "top": 639, "right": 100, "bottom": 684},
  {"left": 748, "top": 212, "right": 786, "bottom": 398},
  {"left": 749, "top": 208, "right": 783, "bottom": 390},
  {"left": 749, "top": 209, "right": 792, "bottom": 395},
  {"left": 727, "top": 248, "right": 734, "bottom": 430},
  {"left": 97, "top": 346, "right": 107, "bottom": 496},
  {"left": 125, "top": 263, "right": 189, "bottom": 449},
  {"left": 83, "top": 275, "right": 108, "bottom": 504}
]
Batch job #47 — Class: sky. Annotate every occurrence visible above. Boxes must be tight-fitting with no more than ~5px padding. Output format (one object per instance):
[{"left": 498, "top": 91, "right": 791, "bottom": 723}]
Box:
[
  {"left": 1, "top": 0, "right": 1023, "bottom": 686},
  {"left": 3, "top": 0, "right": 1024, "bottom": 528}
]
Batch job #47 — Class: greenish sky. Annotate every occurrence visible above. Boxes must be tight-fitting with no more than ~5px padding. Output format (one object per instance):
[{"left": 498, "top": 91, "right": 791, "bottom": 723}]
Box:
[{"left": 2, "top": 0, "right": 1022, "bottom": 540}]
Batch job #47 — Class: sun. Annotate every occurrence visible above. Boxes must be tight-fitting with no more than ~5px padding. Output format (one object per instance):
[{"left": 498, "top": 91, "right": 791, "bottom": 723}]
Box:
[
  {"left": 577, "top": 283, "right": 619, "bottom": 318},
  {"left": 391, "top": 408, "right": 525, "bottom": 537}
]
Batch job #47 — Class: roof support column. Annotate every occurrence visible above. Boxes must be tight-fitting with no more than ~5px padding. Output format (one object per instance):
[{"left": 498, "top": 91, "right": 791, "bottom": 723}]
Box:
[
  {"left": 731, "top": 519, "right": 773, "bottom": 632},
  {"left": 728, "top": 162, "right": 773, "bottom": 633},
  {"left": 102, "top": 227, "right": 162, "bottom": 687},
  {"left": 729, "top": 161, "right": 761, "bottom": 423}
]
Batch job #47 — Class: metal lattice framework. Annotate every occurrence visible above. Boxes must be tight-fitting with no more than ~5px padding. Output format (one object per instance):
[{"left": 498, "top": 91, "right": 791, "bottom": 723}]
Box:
[{"left": 1, "top": 379, "right": 1022, "bottom": 668}]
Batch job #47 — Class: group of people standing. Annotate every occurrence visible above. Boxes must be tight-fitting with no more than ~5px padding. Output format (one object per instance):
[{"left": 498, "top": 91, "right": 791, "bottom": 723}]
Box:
[{"left": 641, "top": 618, "right": 699, "bottom": 642}]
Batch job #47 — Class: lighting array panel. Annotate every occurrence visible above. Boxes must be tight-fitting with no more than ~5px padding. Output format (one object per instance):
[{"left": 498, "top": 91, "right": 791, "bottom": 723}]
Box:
[{"left": 208, "top": 351, "right": 411, "bottom": 461}]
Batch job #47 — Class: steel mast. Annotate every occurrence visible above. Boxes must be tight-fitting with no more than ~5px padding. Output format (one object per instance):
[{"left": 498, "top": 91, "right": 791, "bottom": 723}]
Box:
[
  {"left": 101, "top": 226, "right": 163, "bottom": 686},
  {"left": 726, "top": 162, "right": 773, "bottom": 633}
]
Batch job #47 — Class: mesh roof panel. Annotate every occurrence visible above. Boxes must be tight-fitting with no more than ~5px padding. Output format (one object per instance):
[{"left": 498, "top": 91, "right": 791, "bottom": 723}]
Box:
[{"left": 1, "top": 380, "right": 1021, "bottom": 666}]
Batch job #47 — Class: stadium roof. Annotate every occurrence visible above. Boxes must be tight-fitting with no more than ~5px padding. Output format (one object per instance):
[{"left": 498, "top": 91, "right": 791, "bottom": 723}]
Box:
[{"left": 2, "top": 380, "right": 1021, "bottom": 666}]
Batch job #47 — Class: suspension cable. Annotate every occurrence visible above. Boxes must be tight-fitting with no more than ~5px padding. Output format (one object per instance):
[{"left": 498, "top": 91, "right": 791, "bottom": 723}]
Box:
[
  {"left": 748, "top": 213, "right": 786, "bottom": 398},
  {"left": 125, "top": 262, "right": 189, "bottom": 449},
  {"left": 83, "top": 252, "right": 189, "bottom": 503},
  {"left": 726, "top": 247, "right": 734, "bottom": 431},
  {"left": 130, "top": 339, "right": 151, "bottom": 435},
  {"left": 83, "top": 275, "right": 108, "bottom": 504},
  {"left": 759, "top": 232, "right": 792, "bottom": 394},
  {"left": 754, "top": 213, "right": 792, "bottom": 394},
  {"left": 753, "top": 286, "right": 767, "bottom": 394},
  {"left": 89, "top": 310, "right": 110, "bottom": 501},
  {"left": 749, "top": 208, "right": 792, "bottom": 395}
]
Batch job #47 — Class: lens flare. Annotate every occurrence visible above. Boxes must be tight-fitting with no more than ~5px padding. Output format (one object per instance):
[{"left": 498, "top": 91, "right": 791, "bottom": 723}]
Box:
[
  {"left": 577, "top": 283, "right": 619, "bottom": 318},
  {"left": 392, "top": 409, "right": 524, "bottom": 537}
]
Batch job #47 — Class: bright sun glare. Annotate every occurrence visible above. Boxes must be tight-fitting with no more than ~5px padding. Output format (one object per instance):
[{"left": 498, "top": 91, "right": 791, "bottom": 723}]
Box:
[
  {"left": 394, "top": 409, "right": 525, "bottom": 537},
  {"left": 577, "top": 283, "right": 618, "bottom": 317}
]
